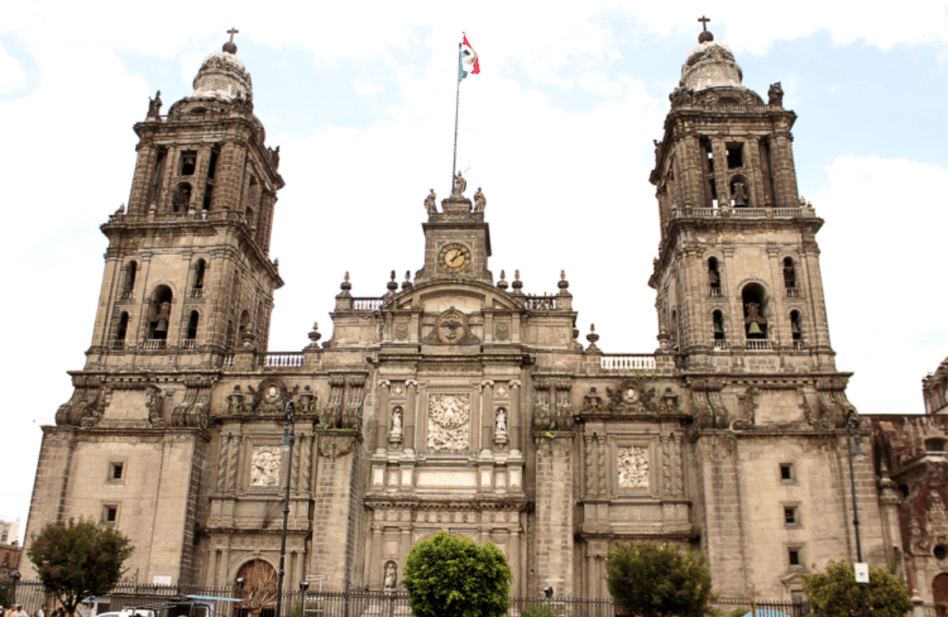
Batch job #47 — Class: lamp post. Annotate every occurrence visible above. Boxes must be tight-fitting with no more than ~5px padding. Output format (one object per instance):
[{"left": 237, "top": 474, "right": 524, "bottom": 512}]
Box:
[
  {"left": 846, "top": 409, "right": 869, "bottom": 617},
  {"left": 275, "top": 400, "right": 296, "bottom": 617},
  {"left": 299, "top": 580, "right": 309, "bottom": 617},
  {"left": 10, "top": 570, "right": 20, "bottom": 606}
]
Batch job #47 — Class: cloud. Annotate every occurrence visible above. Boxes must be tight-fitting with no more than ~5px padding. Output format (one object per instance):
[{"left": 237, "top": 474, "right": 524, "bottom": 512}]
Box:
[{"left": 814, "top": 154, "right": 948, "bottom": 414}]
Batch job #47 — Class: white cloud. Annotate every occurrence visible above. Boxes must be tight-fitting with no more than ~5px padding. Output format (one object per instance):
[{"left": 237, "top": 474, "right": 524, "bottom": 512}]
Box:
[
  {"left": 0, "top": 41, "right": 27, "bottom": 94},
  {"left": 815, "top": 155, "right": 948, "bottom": 414}
]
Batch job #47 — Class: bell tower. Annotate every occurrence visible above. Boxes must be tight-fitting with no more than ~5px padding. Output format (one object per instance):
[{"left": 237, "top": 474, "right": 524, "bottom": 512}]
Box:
[
  {"left": 648, "top": 24, "right": 839, "bottom": 380},
  {"left": 87, "top": 31, "right": 284, "bottom": 368}
]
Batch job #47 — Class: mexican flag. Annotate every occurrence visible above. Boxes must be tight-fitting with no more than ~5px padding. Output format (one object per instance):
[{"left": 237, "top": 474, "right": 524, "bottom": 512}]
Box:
[{"left": 458, "top": 33, "right": 480, "bottom": 82}]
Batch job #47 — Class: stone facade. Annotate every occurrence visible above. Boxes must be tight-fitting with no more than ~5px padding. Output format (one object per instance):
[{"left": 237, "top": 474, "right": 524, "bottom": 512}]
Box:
[{"left": 23, "top": 29, "right": 938, "bottom": 604}]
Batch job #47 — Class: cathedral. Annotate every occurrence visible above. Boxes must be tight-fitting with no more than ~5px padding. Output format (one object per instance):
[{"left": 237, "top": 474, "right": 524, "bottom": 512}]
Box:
[{"left": 22, "top": 26, "right": 948, "bottom": 607}]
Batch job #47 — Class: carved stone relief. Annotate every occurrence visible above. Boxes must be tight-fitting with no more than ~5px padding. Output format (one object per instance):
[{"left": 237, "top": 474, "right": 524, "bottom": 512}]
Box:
[
  {"left": 250, "top": 446, "right": 282, "bottom": 487},
  {"left": 617, "top": 446, "right": 649, "bottom": 489},
  {"left": 427, "top": 394, "right": 470, "bottom": 452}
]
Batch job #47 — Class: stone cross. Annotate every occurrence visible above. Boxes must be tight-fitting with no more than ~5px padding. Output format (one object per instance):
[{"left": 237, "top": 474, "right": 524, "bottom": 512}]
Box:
[
  {"left": 227, "top": 28, "right": 239, "bottom": 43},
  {"left": 698, "top": 16, "right": 710, "bottom": 31}
]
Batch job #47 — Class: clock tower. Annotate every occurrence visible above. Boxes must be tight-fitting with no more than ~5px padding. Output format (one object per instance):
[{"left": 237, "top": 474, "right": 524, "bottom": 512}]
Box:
[{"left": 414, "top": 184, "right": 492, "bottom": 284}]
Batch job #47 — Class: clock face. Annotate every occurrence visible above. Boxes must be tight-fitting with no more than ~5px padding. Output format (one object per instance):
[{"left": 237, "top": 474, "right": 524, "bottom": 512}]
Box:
[{"left": 439, "top": 243, "right": 471, "bottom": 273}]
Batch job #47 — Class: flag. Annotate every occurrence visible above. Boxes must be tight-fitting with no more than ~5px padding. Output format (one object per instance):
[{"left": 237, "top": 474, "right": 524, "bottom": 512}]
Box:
[{"left": 458, "top": 33, "right": 480, "bottom": 82}]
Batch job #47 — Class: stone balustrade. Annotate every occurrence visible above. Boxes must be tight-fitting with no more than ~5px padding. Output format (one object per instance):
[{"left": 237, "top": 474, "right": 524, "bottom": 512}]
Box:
[
  {"left": 600, "top": 354, "right": 657, "bottom": 371},
  {"left": 525, "top": 296, "right": 558, "bottom": 310},
  {"left": 352, "top": 298, "right": 383, "bottom": 311},
  {"left": 673, "top": 205, "right": 816, "bottom": 220},
  {"left": 263, "top": 352, "right": 305, "bottom": 368}
]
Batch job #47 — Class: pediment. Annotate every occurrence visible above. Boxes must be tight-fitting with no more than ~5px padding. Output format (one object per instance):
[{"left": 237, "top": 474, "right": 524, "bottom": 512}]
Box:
[{"left": 393, "top": 280, "right": 521, "bottom": 314}]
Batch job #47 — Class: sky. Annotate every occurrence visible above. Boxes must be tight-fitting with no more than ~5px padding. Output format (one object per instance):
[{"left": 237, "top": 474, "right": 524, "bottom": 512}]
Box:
[{"left": 2, "top": 1, "right": 947, "bottom": 543}]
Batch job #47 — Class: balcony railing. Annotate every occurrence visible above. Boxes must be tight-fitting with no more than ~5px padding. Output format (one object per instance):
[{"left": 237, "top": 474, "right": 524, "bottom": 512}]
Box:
[
  {"left": 792, "top": 340, "right": 806, "bottom": 351},
  {"left": 352, "top": 297, "right": 383, "bottom": 311},
  {"left": 525, "top": 296, "right": 557, "bottom": 310},
  {"left": 264, "top": 352, "right": 304, "bottom": 368},
  {"left": 112, "top": 341, "right": 125, "bottom": 350},
  {"left": 190, "top": 288, "right": 204, "bottom": 299},
  {"left": 786, "top": 287, "right": 800, "bottom": 298},
  {"left": 600, "top": 354, "right": 656, "bottom": 371},
  {"left": 710, "top": 287, "right": 723, "bottom": 297},
  {"left": 674, "top": 205, "right": 816, "bottom": 220},
  {"left": 745, "top": 339, "right": 774, "bottom": 351},
  {"left": 182, "top": 340, "right": 196, "bottom": 350},
  {"left": 142, "top": 339, "right": 167, "bottom": 350},
  {"left": 713, "top": 340, "right": 729, "bottom": 350}
]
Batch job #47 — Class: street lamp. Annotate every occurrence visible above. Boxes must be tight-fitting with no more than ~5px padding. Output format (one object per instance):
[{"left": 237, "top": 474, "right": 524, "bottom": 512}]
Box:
[
  {"left": 275, "top": 400, "right": 297, "bottom": 617},
  {"left": 299, "top": 580, "right": 309, "bottom": 617},
  {"left": 10, "top": 570, "right": 20, "bottom": 606},
  {"left": 846, "top": 409, "right": 869, "bottom": 617}
]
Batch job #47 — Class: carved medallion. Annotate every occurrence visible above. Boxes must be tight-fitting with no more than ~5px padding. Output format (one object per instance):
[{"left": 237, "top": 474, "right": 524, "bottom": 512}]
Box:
[
  {"left": 395, "top": 323, "right": 409, "bottom": 341},
  {"left": 617, "top": 446, "right": 649, "bottom": 489},
  {"left": 250, "top": 446, "right": 282, "bottom": 487},
  {"left": 436, "top": 308, "right": 467, "bottom": 345},
  {"left": 495, "top": 322, "right": 510, "bottom": 341},
  {"left": 427, "top": 393, "right": 470, "bottom": 451}
]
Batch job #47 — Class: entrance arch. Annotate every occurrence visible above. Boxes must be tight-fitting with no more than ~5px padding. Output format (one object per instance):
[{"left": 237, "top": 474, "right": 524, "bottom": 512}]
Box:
[
  {"left": 934, "top": 572, "right": 948, "bottom": 617},
  {"left": 236, "top": 559, "right": 278, "bottom": 617}
]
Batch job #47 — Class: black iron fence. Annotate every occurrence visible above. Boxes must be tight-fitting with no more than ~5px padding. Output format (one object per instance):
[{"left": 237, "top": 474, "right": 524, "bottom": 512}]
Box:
[{"left": 1, "top": 581, "right": 822, "bottom": 617}]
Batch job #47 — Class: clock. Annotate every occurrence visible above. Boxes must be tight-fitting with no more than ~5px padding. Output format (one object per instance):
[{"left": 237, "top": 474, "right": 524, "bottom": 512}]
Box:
[{"left": 439, "top": 243, "right": 471, "bottom": 273}]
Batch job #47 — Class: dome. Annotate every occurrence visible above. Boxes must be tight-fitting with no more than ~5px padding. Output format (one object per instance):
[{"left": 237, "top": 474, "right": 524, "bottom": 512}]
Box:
[
  {"left": 191, "top": 49, "right": 253, "bottom": 102},
  {"left": 680, "top": 40, "right": 743, "bottom": 91}
]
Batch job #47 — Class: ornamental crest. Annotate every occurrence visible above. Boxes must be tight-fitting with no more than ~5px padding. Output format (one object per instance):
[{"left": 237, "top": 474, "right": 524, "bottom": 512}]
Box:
[
  {"left": 437, "top": 307, "right": 467, "bottom": 344},
  {"left": 617, "top": 446, "right": 649, "bottom": 489},
  {"left": 427, "top": 394, "right": 470, "bottom": 451}
]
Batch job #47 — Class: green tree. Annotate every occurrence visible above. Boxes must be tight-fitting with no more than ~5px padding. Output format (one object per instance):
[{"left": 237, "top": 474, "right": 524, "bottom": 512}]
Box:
[
  {"left": 402, "top": 530, "right": 512, "bottom": 617},
  {"left": 802, "top": 560, "right": 912, "bottom": 617},
  {"left": 605, "top": 541, "right": 714, "bottom": 617},
  {"left": 27, "top": 518, "right": 133, "bottom": 617}
]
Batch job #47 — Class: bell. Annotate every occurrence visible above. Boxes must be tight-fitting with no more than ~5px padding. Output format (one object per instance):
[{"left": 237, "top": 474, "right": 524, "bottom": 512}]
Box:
[
  {"left": 713, "top": 321, "right": 724, "bottom": 335},
  {"left": 747, "top": 321, "right": 763, "bottom": 336},
  {"left": 791, "top": 321, "right": 801, "bottom": 336},
  {"left": 153, "top": 318, "right": 168, "bottom": 334}
]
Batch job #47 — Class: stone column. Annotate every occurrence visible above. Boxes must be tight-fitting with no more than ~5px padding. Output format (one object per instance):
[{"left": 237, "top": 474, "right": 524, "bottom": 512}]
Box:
[
  {"left": 509, "top": 525, "right": 522, "bottom": 596},
  {"left": 534, "top": 434, "right": 575, "bottom": 597},
  {"left": 376, "top": 380, "right": 391, "bottom": 453},
  {"left": 406, "top": 381, "right": 420, "bottom": 451},
  {"left": 229, "top": 434, "right": 242, "bottom": 492},
  {"left": 217, "top": 434, "right": 230, "bottom": 493},
  {"left": 299, "top": 433, "right": 313, "bottom": 495},
  {"left": 509, "top": 380, "right": 522, "bottom": 452},
  {"left": 369, "top": 524, "right": 383, "bottom": 588},
  {"left": 480, "top": 380, "right": 494, "bottom": 450}
]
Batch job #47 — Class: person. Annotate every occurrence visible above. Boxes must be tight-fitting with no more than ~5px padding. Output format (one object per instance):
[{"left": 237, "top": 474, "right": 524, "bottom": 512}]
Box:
[
  {"left": 13, "top": 604, "right": 28, "bottom": 617},
  {"left": 38, "top": 605, "right": 47, "bottom": 617}
]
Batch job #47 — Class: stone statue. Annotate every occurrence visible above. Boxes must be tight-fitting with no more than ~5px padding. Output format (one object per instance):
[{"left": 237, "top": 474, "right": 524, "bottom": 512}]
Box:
[
  {"left": 451, "top": 171, "right": 467, "bottom": 198},
  {"left": 383, "top": 562, "right": 397, "bottom": 591},
  {"left": 268, "top": 145, "right": 280, "bottom": 169},
  {"left": 392, "top": 408, "right": 403, "bottom": 432},
  {"left": 473, "top": 187, "right": 486, "bottom": 212},
  {"left": 495, "top": 408, "right": 507, "bottom": 436},
  {"left": 147, "top": 90, "right": 162, "bottom": 119},
  {"left": 424, "top": 189, "right": 437, "bottom": 213},
  {"left": 768, "top": 82, "right": 784, "bottom": 107},
  {"left": 732, "top": 181, "right": 749, "bottom": 207}
]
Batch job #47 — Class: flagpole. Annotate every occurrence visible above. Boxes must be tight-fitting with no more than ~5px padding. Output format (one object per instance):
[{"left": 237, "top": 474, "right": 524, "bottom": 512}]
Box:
[{"left": 452, "top": 41, "right": 461, "bottom": 193}]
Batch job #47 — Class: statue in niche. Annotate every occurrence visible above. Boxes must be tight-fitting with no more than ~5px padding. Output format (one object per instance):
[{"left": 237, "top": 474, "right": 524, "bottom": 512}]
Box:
[
  {"left": 732, "top": 181, "right": 749, "bottom": 207},
  {"left": 451, "top": 171, "right": 467, "bottom": 198},
  {"left": 383, "top": 562, "right": 397, "bottom": 592},
  {"left": 389, "top": 406, "right": 403, "bottom": 443},
  {"left": 424, "top": 189, "right": 437, "bottom": 213},
  {"left": 768, "top": 82, "right": 784, "bottom": 107},
  {"left": 147, "top": 90, "right": 162, "bottom": 118},
  {"left": 495, "top": 408, "right": 508, "bottom": 442},
  {"left": 268, "top": 145, "right": 280, "bottom": 170},
  {"left": 474, "top": 187, "right": 486, "bottom": 212}
]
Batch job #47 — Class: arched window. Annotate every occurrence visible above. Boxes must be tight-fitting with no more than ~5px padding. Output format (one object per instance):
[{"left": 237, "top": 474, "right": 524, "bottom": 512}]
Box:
[
  {"left": 708, "top": 257, "right": 721, "bottom": 295},
  {"left": 147, "top": 286, "right": 173, "bottom": 345},
  {"left": 729, "top": 175, "right": 750, "bottom": 207},
  {"left": 172, "top": 182, "right": 192, "bottom": 213},
  {"left": 114, "top": 312, "right": 129, "bottom": 350},
  {"left": 121, "top": 261, "right": 137, "bottom": 299},
  {"left": 712, "top": 310, "right": 726, "bottom": 341},
  {"left": 742, "top": 284, "right": 768, "bottom": 339},
  {"left": 783, "top": 257, "right": 799, "bottom": 297},
  {"left": 790, "top": 310, "right": 804, "bottom": 349},
  {"left": 191, "top": 259, "right": 206, "bottom": 298},
  {"left": 185, "top": 311, "right": 199, "bottom": 349}
]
